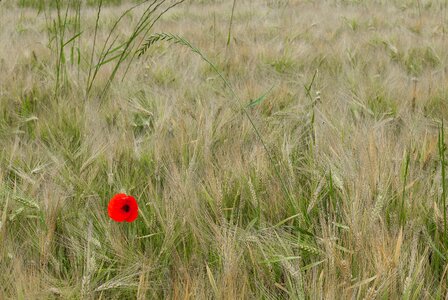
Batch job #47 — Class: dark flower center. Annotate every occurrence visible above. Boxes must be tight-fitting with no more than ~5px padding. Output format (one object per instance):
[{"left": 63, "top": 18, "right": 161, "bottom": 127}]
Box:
[{"left": 122, "top": 204, "right": 130, "bottom": 212}]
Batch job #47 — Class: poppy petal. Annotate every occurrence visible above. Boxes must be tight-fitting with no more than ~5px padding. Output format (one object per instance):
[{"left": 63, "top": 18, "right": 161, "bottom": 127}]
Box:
[
  {"left": 124, "top": 195, "right": 138, "bottom": 222},
  {"left": 108, "top": 194, "right": 129, "bottom": 222}
]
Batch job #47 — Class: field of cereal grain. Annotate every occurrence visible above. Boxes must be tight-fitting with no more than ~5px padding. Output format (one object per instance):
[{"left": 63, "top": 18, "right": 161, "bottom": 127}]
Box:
[{"left": 1, "top": 0, "right": 448, "bottom": 298}]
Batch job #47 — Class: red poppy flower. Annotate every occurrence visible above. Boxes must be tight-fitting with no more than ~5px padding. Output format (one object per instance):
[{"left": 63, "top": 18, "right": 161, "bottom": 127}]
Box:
[{"left": 108, "top": 193, "right": 138, "bottom": 222}]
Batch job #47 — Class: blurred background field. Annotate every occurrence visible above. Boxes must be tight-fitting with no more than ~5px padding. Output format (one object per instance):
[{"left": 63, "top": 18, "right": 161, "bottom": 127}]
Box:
[{"left": 1, "top": 0, "right": 448, "bottom": 298}]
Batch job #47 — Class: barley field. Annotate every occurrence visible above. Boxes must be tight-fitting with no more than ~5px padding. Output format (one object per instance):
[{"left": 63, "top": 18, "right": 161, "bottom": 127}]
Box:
[{"left": 1, "top": 0, "right": 448, "bottom": 299}]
